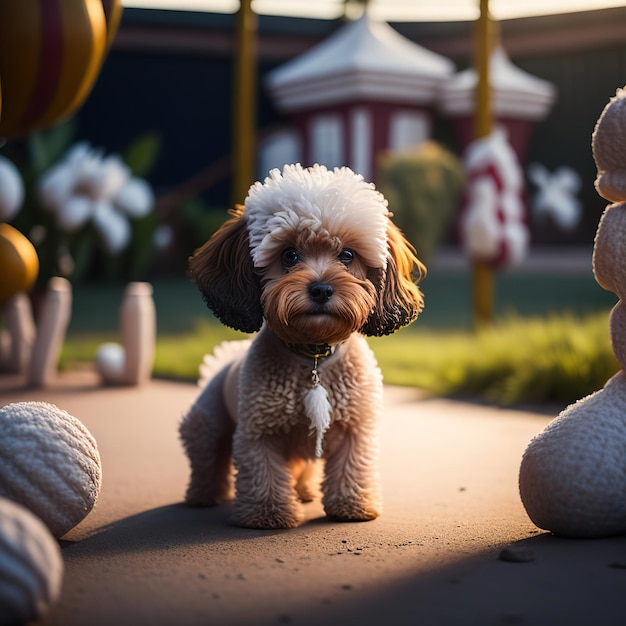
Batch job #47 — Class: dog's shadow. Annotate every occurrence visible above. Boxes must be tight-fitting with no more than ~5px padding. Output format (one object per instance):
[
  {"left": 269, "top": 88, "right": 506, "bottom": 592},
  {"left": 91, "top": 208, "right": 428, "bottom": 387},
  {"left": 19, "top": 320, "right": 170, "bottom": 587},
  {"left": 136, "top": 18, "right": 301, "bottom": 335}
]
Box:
[{"left": 60, "top": 501, "right": 331, "bottom": 558}]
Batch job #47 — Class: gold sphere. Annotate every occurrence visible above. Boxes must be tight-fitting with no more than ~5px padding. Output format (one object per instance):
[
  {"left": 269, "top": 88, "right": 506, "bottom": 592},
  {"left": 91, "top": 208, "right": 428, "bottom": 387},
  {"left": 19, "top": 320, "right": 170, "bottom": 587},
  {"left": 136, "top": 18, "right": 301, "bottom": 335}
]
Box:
[{"left": 0, "top": 223, "right": 39, "bottom": 303}]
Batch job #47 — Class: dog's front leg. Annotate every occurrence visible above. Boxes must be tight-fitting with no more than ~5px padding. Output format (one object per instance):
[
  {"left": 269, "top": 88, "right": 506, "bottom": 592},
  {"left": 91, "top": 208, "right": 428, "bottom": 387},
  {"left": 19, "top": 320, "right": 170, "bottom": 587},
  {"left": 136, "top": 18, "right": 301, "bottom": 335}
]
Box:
[
  {"left": 231, "top": 430, "right": 303, "bottom": 529},
  {"left": 322, "top": 424, "right": 382, "bottom": 522}
]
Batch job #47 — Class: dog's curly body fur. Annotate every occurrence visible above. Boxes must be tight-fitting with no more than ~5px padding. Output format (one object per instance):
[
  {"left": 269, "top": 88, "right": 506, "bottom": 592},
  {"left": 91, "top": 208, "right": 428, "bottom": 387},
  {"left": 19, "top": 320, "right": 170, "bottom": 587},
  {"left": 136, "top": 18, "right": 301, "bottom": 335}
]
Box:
[
  {"left": 179, "top": 164, "right": 425, "bottom": 529},
  {"left": 181, "top": 328, "right": 383, "bottom": 528}
]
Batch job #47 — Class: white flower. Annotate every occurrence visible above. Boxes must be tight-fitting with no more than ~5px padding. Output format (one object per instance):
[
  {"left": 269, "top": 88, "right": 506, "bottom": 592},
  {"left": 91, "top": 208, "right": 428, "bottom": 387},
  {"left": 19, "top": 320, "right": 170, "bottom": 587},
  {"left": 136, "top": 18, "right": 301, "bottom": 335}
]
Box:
[
  {"left": 92, "top": 200, "right": 131, "bottom": 253},
  {"left": 38, "top": 142, "right": 154, "bottom": 254},
  {"left": 39, "top": 163, "right": 75, "bottom": 211},
  {"left": 115, "top": 177, "right": 154, "bottom": 218},
  {"left": 64, "top": 142, "right": 92, "bottom": 165},
  {"left": 57, "top": 196, "right": 92, "bottom": 232},
  {"left": 93, "top": 155, "right": 129, "bottom": 200},
  {"left": 0, "top": 156, "right": 24, "bottom": 221}
]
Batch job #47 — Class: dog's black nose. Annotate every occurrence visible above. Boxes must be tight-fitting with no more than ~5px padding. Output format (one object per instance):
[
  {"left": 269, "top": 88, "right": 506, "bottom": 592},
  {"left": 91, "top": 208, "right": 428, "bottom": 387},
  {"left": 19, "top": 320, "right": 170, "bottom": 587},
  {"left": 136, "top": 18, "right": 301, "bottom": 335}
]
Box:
[{"left": 309, "top": 282, "right": 334, "bottom": 304}]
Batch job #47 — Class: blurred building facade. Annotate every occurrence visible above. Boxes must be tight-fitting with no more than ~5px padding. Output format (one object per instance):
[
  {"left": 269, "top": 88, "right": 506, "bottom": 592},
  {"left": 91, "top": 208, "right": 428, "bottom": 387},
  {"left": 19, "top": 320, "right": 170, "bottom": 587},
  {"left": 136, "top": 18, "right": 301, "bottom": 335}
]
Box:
[{"left": 75, "top": 6, "right": 626, "bottom": 246}]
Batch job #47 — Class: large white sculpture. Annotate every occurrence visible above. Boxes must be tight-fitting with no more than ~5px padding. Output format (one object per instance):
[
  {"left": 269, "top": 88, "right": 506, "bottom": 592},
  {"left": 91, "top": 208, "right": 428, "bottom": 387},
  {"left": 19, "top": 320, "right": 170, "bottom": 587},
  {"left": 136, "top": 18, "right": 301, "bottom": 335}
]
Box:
[{"left": 519, "top": 87, "right": 626, "bottom": 537}]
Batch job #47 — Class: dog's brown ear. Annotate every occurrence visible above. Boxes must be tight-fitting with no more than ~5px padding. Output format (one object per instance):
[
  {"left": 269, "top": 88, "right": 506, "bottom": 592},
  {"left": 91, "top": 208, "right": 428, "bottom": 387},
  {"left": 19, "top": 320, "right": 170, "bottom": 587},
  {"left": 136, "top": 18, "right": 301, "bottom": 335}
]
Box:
[
  {"left": 361, "top": 220, "right": 426, "bottom": 336},
  {"left": 188, "top": 205, "right": 263, "bottom": 333}
]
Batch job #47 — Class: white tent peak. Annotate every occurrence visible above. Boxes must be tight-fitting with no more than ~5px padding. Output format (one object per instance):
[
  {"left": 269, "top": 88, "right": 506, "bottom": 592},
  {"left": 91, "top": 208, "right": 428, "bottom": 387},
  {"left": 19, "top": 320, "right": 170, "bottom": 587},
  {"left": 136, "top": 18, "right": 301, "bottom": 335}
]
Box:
[
  {"left": 440, "top": 45, "right": 556, "bottom": 120},
  {"left": 267, "top": 12, "right": 455, "bottom": 111}
]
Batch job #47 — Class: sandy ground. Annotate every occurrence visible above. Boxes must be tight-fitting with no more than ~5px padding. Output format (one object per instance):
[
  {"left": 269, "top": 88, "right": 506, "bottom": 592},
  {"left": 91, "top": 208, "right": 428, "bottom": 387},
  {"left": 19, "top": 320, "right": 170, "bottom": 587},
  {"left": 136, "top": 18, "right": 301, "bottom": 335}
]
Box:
[{"left": 1, "top": 371, "right": 625, "bottom": 626}]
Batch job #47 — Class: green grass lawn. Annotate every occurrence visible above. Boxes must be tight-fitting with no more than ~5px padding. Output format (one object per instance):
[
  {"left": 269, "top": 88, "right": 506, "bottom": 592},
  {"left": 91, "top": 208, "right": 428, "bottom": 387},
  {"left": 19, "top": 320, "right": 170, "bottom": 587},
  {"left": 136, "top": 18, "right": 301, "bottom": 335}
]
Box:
[{"left": 61, "top": 268, "right": 620, "bottom": 406}]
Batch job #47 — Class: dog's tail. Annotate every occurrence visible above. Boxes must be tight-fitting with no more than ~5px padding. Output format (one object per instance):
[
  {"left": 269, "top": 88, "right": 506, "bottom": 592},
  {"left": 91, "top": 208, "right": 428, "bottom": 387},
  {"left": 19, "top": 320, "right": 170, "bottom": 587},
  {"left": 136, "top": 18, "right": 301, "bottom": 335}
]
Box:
[{"left": 198, "top": 339, "right": 253, "bottom": 388}]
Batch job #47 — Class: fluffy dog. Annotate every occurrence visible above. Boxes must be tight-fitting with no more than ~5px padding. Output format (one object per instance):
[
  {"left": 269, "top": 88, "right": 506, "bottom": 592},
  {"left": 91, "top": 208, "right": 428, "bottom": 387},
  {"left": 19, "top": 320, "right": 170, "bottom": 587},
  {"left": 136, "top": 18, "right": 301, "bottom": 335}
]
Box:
[{"left": 179, "top": 164, "right": 425, "bottom": 529}]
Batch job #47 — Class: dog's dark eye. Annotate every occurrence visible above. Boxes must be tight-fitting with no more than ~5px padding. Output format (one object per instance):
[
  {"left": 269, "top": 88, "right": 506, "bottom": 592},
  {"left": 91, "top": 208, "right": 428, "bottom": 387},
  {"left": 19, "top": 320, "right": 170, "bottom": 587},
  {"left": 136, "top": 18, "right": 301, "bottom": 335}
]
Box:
[
  {"left": 281, "top": 248, "right": 300, "bottom": 268},
  {"left": 338, "top": 249, "right": 354, "bottom": 265}
]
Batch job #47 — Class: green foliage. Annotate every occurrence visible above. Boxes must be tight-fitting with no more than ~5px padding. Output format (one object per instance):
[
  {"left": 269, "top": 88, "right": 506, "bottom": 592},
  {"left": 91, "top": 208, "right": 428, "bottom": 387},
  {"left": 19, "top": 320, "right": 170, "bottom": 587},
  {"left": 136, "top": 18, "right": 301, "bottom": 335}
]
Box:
[
  {"left": 178, "top": 198, "right": 230, "bottom": 254},
  {"left": 370, "top": 311, "right": 619, "bottom": 405},
  {"left": 152, "top": 320, "right": 249, "bottom": 380},
  {"left": 27, "top": 119, "right": 78, "bottom": 176},
  {"left": 123, "top": 133, "right": 162, "bottom": 178},
  {"left": 378, "top": 141, "right": 465, "bottom": 261}
]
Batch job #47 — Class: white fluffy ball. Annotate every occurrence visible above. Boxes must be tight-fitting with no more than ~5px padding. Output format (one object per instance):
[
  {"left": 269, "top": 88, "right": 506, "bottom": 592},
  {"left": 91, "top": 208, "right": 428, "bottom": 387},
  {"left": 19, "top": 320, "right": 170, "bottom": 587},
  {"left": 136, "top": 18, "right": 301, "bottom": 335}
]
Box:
[
  {"left": 0, "top": 402, "right": 102, "bottom": 538},
  {"left": 0, "top": 496, "right": 63, "bottom": 625},
  {"left": 95, "top": 341, "right": 126, "bottom": 382}
]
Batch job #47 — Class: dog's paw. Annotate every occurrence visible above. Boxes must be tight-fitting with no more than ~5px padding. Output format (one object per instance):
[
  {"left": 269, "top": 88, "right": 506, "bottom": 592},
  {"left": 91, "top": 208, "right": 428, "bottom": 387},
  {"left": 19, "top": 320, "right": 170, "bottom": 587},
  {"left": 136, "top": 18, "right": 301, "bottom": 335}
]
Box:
[
  {"left": 185, "top": 495, "right": 217, "bottom": 507},
  {"left": 184, "top": 486, "right": 231, "bottom": 508},
  {"left": 323, "top": 497, "right": 381, "bottom": 522},
  {"left": 231, "top": 502, "right": 304, "bottom": 529}
]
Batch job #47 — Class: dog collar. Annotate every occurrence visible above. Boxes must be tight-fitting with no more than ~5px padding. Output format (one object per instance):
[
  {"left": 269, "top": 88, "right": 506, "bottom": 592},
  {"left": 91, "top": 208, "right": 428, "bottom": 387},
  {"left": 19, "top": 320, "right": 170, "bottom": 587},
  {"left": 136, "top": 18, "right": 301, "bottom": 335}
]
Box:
[{"left": 284, "top": 342, "right": 335, "bottom": 361}]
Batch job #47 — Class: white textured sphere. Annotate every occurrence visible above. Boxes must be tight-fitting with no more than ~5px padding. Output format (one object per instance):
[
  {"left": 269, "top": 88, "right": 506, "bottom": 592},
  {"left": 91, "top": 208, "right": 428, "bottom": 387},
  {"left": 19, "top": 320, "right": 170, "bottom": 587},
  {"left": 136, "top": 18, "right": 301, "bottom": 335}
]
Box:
[
  {"left": 519, "top": 372, "right": 626, "bottom": 537},
  {"left": 96, "top": 341, "right": 126, "bottom": 382},
  {"left": 0, "top": 496, "right": 63, "bottom": 625},
  {"left": 0, "top": 402, "right": 102, "bottom": 538}
]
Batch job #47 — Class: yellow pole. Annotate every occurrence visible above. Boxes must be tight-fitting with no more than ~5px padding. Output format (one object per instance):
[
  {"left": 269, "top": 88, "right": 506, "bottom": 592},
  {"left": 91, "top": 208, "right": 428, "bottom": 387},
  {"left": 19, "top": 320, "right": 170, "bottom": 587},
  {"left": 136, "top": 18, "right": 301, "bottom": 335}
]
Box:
[
  {"left": 472, "top": 0, "right": 494, "bottom": 326},
  {"left": 232, "top": 0, "right": 257, "bottom": 205}
]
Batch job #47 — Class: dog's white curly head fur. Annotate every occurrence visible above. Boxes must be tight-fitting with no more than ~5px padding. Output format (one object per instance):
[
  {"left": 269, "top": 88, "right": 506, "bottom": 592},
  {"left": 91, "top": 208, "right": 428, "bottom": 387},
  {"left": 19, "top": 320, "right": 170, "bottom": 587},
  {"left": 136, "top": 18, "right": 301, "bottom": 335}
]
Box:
[{"left": 245, "top": 164, "right": 390, "bottom": 270}]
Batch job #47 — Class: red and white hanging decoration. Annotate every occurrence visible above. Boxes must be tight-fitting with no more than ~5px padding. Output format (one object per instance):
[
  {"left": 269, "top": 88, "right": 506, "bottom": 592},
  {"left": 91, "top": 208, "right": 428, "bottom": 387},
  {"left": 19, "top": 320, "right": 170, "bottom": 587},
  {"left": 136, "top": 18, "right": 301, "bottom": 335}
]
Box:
[{"left": 459, "top": 127, "right": 529, "bottom": 268}]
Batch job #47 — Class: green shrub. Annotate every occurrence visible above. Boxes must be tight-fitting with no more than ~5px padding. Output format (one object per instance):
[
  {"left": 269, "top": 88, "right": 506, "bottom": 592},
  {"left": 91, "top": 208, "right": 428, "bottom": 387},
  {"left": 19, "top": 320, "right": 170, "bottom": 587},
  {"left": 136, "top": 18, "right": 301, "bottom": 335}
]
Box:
[
  {"left": 370, "top": 311, "right": 619, "bottom": 405},
  {"left": 377, "top": 141, "right": 465, "bottom": 261}
]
